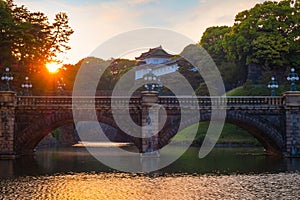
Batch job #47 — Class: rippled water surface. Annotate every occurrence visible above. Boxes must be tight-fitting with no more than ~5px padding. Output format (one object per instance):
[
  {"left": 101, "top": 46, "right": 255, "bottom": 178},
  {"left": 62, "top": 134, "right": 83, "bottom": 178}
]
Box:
[
  {"left": 0, "top": 146, "right": 300, "bottom": 199},
  {"left": 1, "top": 173, "right": 300, "bottom": 199}
]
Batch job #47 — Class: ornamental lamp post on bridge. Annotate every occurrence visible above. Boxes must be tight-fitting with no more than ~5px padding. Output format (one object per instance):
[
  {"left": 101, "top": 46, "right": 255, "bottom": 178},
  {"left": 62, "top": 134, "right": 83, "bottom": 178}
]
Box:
[
  {"left": 1, "top": 67, "right": 13, "bottom": 91},
  {"left": 287, "top": 67, "right": 299, "bottom": 91},
  {"left": 143, "top": 69, "right": 157, "bottom": 92},
  {"left": 21, "top": 76, "right": 33, "bottom": 96},
  {"left": 267, "top": 76, "right": 279, "bottom": 96},
  {"left": 57, "top": 77, "right": 66, "bottom": 95}
]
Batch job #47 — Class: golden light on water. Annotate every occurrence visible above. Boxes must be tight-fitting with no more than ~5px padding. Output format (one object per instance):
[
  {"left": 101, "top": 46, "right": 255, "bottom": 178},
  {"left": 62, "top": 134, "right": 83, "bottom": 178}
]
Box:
[
  {"left": 1, "top": 173, "right": 300, "bottom": 199},
  {"left": 73, "top": 142, "right": 132, "bottom": 148},
  {"left": 46, "top": 62, "right": 62, "bottom": 73}
]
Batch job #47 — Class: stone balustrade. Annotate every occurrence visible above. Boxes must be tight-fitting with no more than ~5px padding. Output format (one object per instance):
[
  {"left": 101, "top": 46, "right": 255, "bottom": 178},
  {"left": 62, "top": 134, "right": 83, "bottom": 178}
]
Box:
[
  {"left": 16, "top": 96, "right": 142, "bottom": 109},
  {"left": 16, "top": 96, "right": 283, "bottom": 108},
  {"left": 159, "top": 96, "right": 284, "bottom": 108}
]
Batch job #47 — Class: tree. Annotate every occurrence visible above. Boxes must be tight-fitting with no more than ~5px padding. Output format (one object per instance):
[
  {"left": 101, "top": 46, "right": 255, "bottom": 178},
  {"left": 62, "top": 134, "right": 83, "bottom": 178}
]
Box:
[
  {"left": 48, "top": 13, "right": 74, "bottom": 62},
  {"left": 0, "top": 0, "right": 14, "bottom": 68},
  {"left": 223, "top": 0, "right": 300, "bottom": 71},
  {"left": 200, "top": 26, "right": 231, "bottom": 64},
  {"left": 98, "top": 58, "right": 136, "bottom": 92},
  {"left": 0, "top": 0, "right": 73, "bottom": 72},
  {"left": 199, "top": 26, "right": 245, "bottom": 90}
]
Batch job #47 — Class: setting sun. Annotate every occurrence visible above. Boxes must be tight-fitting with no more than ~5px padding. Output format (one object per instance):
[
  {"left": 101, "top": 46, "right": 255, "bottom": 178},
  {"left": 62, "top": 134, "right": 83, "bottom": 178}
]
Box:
[{"left": 46, "top": 62, "right": 62, "bottom": 73}]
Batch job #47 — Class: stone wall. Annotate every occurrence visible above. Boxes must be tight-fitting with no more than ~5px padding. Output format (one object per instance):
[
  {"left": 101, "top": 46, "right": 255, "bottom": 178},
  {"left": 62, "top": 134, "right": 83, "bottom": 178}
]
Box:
[
  {"left": 247, "top": 63, "right": 263, "bottom": 83},
  {"left": 0, "top": 92, "right": 16, "bottom": 158},
  {"left": 284, "top": 92, "right": 300, "bottom": 156}
]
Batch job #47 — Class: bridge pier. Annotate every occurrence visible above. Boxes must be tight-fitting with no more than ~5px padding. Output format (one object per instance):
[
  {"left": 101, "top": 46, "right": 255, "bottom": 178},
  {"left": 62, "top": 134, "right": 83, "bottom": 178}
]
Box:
[
  {"left": 0, "top": 91, "right": 16, "bottom": 159},
  {"left": 141, "top": 91, "right": 160, "bottom": 156},
  {"left": 284, "top": 91, "right": 300, "bottom": 156}
]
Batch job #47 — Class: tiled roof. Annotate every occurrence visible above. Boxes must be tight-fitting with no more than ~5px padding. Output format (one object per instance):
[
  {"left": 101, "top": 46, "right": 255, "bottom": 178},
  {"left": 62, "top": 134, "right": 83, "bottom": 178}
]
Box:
[{"left": 135, "top": 46, "right": 174, "bottom": 60}]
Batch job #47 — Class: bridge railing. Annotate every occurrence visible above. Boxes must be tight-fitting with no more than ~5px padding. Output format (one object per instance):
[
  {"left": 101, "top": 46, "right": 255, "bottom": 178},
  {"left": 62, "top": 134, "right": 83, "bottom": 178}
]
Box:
[
  {"left": 225, "top": 96, "right": 283, "bottom": 105},
  {"left": 17, "top": 96, "right": 73, "bottom": 106},
  {"left": 159, "top": 96, "right": 284, "bottom": 108},
  {"left": 16, "top": 96, "right": 141, "bottom": 108},
  {"left": 16, "top": 96, "right": 283, "bottom": 108}
]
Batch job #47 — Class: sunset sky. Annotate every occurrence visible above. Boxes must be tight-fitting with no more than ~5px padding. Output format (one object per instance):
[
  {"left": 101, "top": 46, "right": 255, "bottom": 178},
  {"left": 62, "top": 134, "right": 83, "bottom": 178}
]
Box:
[{"left": 15, "top": 0, "right": 272, "bottom": 64}]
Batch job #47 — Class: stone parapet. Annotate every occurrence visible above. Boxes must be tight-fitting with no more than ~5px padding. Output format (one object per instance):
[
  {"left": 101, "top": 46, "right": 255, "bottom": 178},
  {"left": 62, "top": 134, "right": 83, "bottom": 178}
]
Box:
[{"left": 284, "top": 91, "right": 300, "bottom": 107}]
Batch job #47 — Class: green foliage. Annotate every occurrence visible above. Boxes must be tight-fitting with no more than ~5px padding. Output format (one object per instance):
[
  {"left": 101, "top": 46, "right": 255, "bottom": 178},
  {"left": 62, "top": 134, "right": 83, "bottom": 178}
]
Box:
[
  {"left": 223, "top": 0, "right": 300, "bottom": 70},
  {"left": 198, "top": 0, "right": 300, "bottom": 92},
  {"left": 195, "top": 82, "right": 209, "bottom": 96},
  {"left": 51, "top": 129, "right": 61, "bottom": 140},
  {"left": 51, "top": 57, "right": 137, "bottom": 95},
  {"left": 177, "top": 58, "right": 202, "bottom": 90},
  {"left": 199, "top": 26, "right": 246, "bottom": 90},
  {"left": 251, "top": 35, "right": 289, "bottom": 68},
  {"left": 172, "top": 122, "right": 260, "bottom": 145},
  {"left": 180, "top": 44, "right": 227, "bottom": 95},
  {"left": 200, "top": 26, "right": 231, "bottom": 63},
  {"left": 226, "top": 85, "right": 268, "bottom": 96},
  {"left": 0, "top": 0, "right": 14, "bottom": 67},
  {"left": 226, "top": 83, "right": 292, "bottom": 96},
  {"left": 99, "top": 58, "right": 136, "bottom": 91}
]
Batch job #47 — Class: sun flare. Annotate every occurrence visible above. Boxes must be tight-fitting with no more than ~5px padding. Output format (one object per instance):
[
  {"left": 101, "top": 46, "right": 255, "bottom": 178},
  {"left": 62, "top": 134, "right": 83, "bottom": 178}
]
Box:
[{"left": 46, "top": 62, "right": 62, "bottom": 73}]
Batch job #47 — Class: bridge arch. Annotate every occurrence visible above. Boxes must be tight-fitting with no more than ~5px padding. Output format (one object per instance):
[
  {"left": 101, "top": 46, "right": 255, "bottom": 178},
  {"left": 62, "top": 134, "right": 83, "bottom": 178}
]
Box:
[
  {"left": 16, "top": 112, "right": 73, "bottom": 154},
  {"left": 15, "top": 111, "right": 134, "bottom": 154},
  {"left": 158, "top": 111, "right": 284, "bottom": 155}
]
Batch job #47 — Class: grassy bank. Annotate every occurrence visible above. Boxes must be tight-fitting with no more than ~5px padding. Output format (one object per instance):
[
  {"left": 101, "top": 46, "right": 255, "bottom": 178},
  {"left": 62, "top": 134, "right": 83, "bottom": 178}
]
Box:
[
  {"left": 226, "top": 83, "right": 298, "bottom": 96},
  {"left": 172, "top": 122, "right": 260, "bottom": 146}
]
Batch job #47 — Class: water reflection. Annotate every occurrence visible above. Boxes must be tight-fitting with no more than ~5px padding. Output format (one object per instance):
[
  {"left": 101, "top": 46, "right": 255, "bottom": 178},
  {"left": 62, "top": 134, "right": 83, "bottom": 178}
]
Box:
[
  {"left": 166, "top": 147, "right": 296, "bottom": 174},
  {"left": 0, "top": 146, "right": 300, "bottom": 178},
  {"left": 1, "top": 146, "right": 300, "bottom": 199}
]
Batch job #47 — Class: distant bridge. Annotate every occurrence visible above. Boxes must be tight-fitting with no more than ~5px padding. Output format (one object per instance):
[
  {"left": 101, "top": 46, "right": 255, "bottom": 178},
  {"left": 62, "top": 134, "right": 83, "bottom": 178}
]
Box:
[{"left": 0, "top": 91, "right": 299, "bottom": 157}]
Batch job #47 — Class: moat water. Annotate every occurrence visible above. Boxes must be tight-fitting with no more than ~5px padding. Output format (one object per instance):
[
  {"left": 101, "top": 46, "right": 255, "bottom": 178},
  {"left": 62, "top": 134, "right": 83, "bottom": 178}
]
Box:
[{"left": 1, "top": 145, "right": 300, "bottom": 199}]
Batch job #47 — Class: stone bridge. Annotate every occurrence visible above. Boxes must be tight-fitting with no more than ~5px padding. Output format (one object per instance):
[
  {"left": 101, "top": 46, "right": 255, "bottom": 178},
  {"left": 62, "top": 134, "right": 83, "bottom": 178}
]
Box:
[{"left": 0, "top": 91, "right": 300, "bottom": 158}]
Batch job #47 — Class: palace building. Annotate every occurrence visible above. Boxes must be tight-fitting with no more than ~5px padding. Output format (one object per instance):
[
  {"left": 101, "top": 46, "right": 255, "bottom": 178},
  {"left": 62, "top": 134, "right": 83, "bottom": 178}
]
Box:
[{"left": 134, "top": 46, "right": 180, "bottom": 80}]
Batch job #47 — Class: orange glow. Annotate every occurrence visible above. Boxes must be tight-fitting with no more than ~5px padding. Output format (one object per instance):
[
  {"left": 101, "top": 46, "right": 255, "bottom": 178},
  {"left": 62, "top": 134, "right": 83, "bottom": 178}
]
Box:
[{"left": 46, "top": 62, "right": 62, "bottom": 73}]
